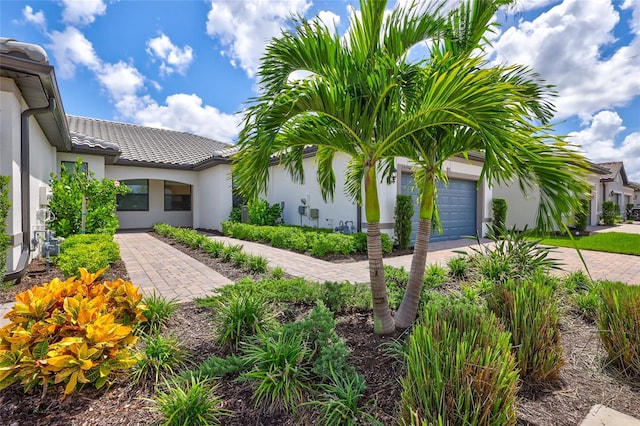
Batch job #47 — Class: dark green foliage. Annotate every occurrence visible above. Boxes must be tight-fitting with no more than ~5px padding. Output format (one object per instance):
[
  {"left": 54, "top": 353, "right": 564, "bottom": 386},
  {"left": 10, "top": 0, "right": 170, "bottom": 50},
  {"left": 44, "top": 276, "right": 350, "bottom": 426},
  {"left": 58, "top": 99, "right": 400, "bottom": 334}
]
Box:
[
  {"left": 488, "top": 278, "right": 564, "bottom": 382},
  {"left": 562, "top": 271, "right": 599, "bottom": 322},
  {"left": 247, "top": 198, "right": 283, "bottom": 226},
  {"left": 282, "top": 302, "right": 353, "bottom": 380},
  {"left": 602, "top": 201, "right": 618, "bottom": 225},
  {"left": 56, "top": 234, "right": 120, "bottom": 277},
  {"left": 221, "top": 221, "right": 393, "bottom": 256},
  {"left": 139, "top": 292, "right": 179, "bottom": 335},
  {"left": 229, "top": 206, "right": 242, "bottom": 222},
  {"left": 49, "top": 158, "right": 130, "bottom": 237},
  {"left": 241, "top": 331, "right": 313, "bottom": 414},
  {"left": 423, "top": 263, "right": 447, "bottom": 289},
  {"left": 447, "top": 256, "right": 468, "bottom": 278},
  {"left": 309, "top": 369, "right": 379, "bottom": 426},
  {"left": 246, "top": 255, "right": 269, "bottom": 273},
  {"left": 626, "top": 203, "right": 635, "bottom": 220},
  {"left": 270, "top": 266, "right": 285, "bottom": 279},
  {"left": 0, "top": 176, "right": 11, "bottom": 280},
  {"left": 598, "top": 281, "right": 640, "bottom": 377},
  {"left": 464, "top": 228, "right": 560, "bottom": 283},
  {"left": 215, "top": 292, "right": 275, "bottom": 348},
  {"left": 132, "top": 333, "right": 187, "bottom": 383},
  {"left": 574, "top": 198, "right": 590, "bottom": 232},
  {"left": 394, "top": 194, "right": 414, "bottom": 250},
  {"left": 186, "top": 354, "right": 252, "bottom": 380},
  {"left": 151, "top": 375, "right": 231, "bottom": 426},
  {"left": 400, "top": 297, "right": 519, "bottom": 426},
  {"left": 491, "top": 198, "right": 508, "bottom": 236}
]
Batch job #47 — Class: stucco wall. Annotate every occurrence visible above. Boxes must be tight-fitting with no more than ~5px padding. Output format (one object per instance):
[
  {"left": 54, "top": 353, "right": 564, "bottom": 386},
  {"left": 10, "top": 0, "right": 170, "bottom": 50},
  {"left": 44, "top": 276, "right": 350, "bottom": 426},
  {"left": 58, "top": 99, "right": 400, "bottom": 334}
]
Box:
[
  {"left": 105, "top": 165, "right": 195, "bottom": 229},
  {"left": 195, "top": 164, "right": 233, "bottom": 231},
  {"left": 1, "top": 78, "right": 23, "bottom": 270}
]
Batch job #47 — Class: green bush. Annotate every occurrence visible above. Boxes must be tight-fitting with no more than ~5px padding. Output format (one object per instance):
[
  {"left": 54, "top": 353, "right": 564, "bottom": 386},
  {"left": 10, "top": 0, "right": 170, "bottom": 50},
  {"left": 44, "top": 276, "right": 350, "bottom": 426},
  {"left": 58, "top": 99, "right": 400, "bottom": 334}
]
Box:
[
  {"left": 602, "top": 201, "right": 618, "bottom": 226},
  {"left": 574, "top": 198, "right": 590, "bottom": 232},
  {"left": 0, "top": 176, "right": 11, "bottom": 280},
  {"left": 248, "top": 198, "right": 282, "bottom": 226},
  {"left": 229, "top": 206, "right": 242, "bottom": 222},
  {"left": 399, "top": 297, "right": 519, "bottom": 426},
  {"left": 49, "top": 158, "right": 130, "bottom": 237},
  {"left": 488, "top": 277, "right": 564, "bottom": 382},
  {"left": 394, "top": 194, "right": 414, "bottom": 250},
  {"left": 491, "top": 198, "right": 508, "bottom": 236},
  {"left": 598, "top": 281, "right": 640, "bottom": 377},
  {"left": 447, "top": 256, "right": 468, "bottom": 278},
  {"left": 139, "top": 292, "right": 179, "bottom": 335},
  {"left": 56, "top": 234, "right": 120, "bottom": 278},
  {"left": 423, "top": 263, "right": 447, "bottom": 289},
  {"left": 215, "top": 292, "right": 276, "bottom": 349},
  {"left": 151, "top": 375, "right": 231, "bottom": 425},
  {"left": 132, "top": 333, "right": 187, "bottom": 383},
  {"left": 186, "top": 354, "right": 252, "bottom": 380}
]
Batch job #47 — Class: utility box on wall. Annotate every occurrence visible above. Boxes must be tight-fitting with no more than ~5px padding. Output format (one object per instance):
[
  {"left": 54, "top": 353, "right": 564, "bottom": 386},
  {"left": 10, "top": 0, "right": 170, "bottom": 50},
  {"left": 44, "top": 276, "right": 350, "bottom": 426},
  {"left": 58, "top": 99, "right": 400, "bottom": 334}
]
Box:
[{"left": 310, "top": 208, "right": 319, "bottom": 219}]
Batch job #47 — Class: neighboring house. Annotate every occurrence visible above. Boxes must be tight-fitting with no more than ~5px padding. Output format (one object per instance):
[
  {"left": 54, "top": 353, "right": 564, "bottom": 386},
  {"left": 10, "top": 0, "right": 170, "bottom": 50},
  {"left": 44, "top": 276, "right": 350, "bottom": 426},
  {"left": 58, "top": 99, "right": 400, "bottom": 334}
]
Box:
[
  {"left": 631, "top": 182, "right": 640, "bottom": 206},
  {"left": 597, "top": 162, "right": 635, "bottom": 212}
]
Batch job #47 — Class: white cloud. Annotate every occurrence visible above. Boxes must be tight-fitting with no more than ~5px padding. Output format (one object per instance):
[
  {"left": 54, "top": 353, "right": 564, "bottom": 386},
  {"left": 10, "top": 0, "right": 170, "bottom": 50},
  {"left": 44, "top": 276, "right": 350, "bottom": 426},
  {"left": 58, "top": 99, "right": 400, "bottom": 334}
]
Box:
[
  {"left": 205, "top": 0, "right": 312, "bottom": 77},
  {"left": 47, "top": 27, "right": 100, "bottom": 78},
  {"left": 569, "top": 111, "right": 640, "bottom": 181},
  {"left": 96, "top": 61, "right": 145, "bottom": 99},
  {"left": 492, "top": 0, "right": 640, "bottom": 119},
  {"left": 313, "top": 10, "right": 341, "bottom": 34},
  {"left": 133, "top": 93, "right": 241, "bottom": 142},
  {"left": 511, "top": 0, "right": 559, "bottom": 12},
  {"left": 22, "top": 6, "right": 46, "bottom": 31},
  {"left": 146, "top": 33, "right": 194, "bottom": 76},
  {"left": 59, "top": 0, "right": 107, "bottom": 26}
]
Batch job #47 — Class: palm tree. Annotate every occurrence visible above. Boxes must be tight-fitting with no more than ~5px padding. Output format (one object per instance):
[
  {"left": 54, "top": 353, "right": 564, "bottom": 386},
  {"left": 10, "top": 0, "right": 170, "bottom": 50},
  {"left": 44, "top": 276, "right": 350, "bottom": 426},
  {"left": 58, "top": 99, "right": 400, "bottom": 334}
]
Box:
[{"left": 392, "top": 4, "right": 592, "bottom": 327}]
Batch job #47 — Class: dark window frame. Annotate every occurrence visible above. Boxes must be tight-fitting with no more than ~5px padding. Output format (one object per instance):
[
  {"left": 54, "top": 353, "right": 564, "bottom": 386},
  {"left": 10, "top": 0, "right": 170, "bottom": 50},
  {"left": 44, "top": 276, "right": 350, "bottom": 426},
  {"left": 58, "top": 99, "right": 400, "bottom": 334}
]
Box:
[
  {"left": 164, "top": 181, "right": 192, "bottom": 212},
  {"left": 117, "top": 179, "right": 149, "bottom": 212}
]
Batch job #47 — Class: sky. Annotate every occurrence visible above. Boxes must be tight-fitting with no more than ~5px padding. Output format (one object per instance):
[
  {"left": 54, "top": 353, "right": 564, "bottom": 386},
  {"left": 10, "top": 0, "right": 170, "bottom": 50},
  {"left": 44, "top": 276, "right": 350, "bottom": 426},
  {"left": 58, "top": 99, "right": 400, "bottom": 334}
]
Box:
[{"left": 1, "top": 0, "right": 639, "bottom": 182}]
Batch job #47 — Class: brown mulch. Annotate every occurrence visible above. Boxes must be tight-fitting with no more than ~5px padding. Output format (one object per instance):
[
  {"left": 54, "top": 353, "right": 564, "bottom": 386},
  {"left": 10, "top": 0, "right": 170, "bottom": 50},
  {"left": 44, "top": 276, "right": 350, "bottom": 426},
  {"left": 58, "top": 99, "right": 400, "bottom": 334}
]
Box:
[{"left": 1, "top": 245, "right": 639, "bottom": 424}]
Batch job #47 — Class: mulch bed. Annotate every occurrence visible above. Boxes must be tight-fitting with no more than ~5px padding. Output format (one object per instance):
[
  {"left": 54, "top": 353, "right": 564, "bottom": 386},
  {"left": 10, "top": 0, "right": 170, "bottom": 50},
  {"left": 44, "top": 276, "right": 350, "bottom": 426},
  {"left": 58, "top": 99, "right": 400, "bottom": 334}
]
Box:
[{"left": 1, "top": 242, "right": 639, "bottom": 425}]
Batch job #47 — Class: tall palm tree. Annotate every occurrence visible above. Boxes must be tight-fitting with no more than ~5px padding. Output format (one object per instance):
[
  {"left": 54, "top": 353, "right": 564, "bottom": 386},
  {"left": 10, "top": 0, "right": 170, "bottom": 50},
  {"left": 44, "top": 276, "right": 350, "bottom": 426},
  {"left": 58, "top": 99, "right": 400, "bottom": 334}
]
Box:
[{"left": 392, "top": 2, "right": 592, "bottom": 327}]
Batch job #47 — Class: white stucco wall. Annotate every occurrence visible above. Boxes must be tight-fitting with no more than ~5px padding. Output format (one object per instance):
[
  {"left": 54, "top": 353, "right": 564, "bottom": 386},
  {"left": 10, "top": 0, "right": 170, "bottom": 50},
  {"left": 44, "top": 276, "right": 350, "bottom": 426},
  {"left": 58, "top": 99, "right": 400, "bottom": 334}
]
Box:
[
  {"left": 265, "top": 153, "right": 359, "bottom": 231},
  {"left": 195, "top": 164, "right": 233, "bottom": 231},
  {"left": 105, "top": 165, "right": 196, "bottom": 229},
  {"left": 57, "top": 152, "right": 106, "bottom": 179},
  {"left": 1, "top": 78, "right": 23, "bottom": 270}
]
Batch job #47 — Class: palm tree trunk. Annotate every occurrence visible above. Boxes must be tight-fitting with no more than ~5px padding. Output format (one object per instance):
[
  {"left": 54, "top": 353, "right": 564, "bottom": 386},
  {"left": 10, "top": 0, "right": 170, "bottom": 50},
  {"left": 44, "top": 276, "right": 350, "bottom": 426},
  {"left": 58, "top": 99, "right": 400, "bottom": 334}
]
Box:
[
  {"left": 367, "top": 221, "right": 395, "bottom": 334},
  {"left": 363, "top": 163, "right": 394, "bottom": 335},
  {"left": 395, "top": 171, "right": 435, "bottom": 329},
  {"left": 394, "top": 218, "right": 432, "bottom": 328}
]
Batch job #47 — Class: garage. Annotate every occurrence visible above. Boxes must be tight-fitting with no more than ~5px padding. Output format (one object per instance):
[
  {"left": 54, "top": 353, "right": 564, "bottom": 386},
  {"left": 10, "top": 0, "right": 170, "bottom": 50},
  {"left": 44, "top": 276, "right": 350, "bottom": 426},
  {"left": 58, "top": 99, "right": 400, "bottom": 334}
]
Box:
[{"left": 400, "top": 173, "right": 478, "bottom": 244}]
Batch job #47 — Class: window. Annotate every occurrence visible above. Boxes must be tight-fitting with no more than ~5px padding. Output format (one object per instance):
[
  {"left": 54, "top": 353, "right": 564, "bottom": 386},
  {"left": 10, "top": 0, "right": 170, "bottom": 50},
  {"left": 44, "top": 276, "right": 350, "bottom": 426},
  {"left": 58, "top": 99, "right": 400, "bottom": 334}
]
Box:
[
  {"left": 117, "top": 179, "right": 149, "bottom": 211},
  {"left": 61, "top": 161, "right": 88, "bottom": 175},
  {"left": 164, "top": 181, "right": 191, "bottom": 211}
]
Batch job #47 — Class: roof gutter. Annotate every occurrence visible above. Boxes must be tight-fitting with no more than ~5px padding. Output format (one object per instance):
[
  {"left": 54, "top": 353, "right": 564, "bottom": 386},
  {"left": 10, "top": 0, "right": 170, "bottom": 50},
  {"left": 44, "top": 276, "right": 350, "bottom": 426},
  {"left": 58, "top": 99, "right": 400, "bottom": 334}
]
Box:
[{"left": 3, "top": 98, "right": 55, "bottom": 283}]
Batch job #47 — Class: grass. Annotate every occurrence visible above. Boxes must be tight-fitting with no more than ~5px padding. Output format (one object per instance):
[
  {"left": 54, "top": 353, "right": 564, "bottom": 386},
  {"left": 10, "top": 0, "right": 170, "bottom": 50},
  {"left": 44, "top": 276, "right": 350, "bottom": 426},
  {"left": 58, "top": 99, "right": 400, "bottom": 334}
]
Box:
[{"left": 539, "top": 232, "right": 640, "bottom": 256}]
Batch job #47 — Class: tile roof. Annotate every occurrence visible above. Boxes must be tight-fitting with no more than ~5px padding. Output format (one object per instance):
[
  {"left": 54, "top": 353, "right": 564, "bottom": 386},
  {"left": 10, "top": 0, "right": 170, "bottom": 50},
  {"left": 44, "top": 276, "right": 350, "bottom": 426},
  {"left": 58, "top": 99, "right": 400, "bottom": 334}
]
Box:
[
  {"left": 67, "top": 115, "right": 233, "bottom": 168},
  {"left": 595, "top": 162, "right": 624, "bottom": 182}
]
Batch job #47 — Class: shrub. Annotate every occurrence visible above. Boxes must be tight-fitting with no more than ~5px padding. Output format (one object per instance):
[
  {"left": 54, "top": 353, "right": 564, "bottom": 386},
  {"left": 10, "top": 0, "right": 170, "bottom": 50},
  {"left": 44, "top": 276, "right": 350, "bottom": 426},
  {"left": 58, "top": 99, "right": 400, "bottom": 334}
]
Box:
[
  {"left": 215, "top": 292, "right": 275, "bottom": 348},
  {"left": 229, "top": 206, "right": 242, "bottom": 222},
  {"left": 447, "top": 256, "right": 468, "bottom": 278},
  {"left": 202, "top": 239, "right": 225, "bottom": 258},
  {"left": 151, "top": 375, "right": 231, "bottom": 426},
  {"left": 598, "top": 281, "right": 640, "bottom": 377},
  {"left": 220, "top": 244, "right": 242, "bottom": 263},
  {"left": 246, "top": 255, "right": 269, "bottom": 273},
  {"left": 491, "top": 198, "right": 508, "bottom": 236},
  {"left": 247, "top": 198, "right": 282, "bottom": 226},
  {"left": 132, "top": 333, "right": 187, "bottom": 383},
  {"left": 0, "top": 269, "right": 145, "bottom": 394},
  {"left": 241, "top": 332, "right": 313, "bottom": 414},
  {"left": 139, "top": 292, "right": 179, "bottom": 335},
  {"left": 49, "top": 158, "right": 130, "bottom": 237},
  {"left": 187, "top": 354, "right": 252, "bottom": 380},
  {"left": 562, "top": 270, "right": 592, "bottom": 294},
  {"left": 465, "top": 228, "right": 559, "bottom": 283},
  {"left": 574, "top": 198, "right": 590, "bottom": 232},
  {"left": 488, "top": 277, "right": 564, "bottom": 382},
  {"left": 271, "top": 266, "right": 285, "bottom": 279},
  {"left": 0, "top": 176, "right": 10, "bottom": 280},
  {"left": 394, "top": 194, "right": 414, "bottom": 250},
  {"left": 57, "top": 234, "right": 120, "bottom": 278},
  {"left": 399, "top": 297, "right": 519, "bottom": 426},
  {"left": 602, "top": 201, "right": 618, "bottom": 225},
  {"left": 309, "top": 369, "right": 376, "bottom": 426},
  {"left": 423, "top": 263, "right": 447, "bottom": 289}
]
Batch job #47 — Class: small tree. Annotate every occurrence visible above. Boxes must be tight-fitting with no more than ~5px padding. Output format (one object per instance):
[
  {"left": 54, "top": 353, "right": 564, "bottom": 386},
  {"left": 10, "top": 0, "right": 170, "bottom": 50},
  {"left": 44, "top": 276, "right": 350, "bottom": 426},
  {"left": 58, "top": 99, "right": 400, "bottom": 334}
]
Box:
[
  {"left": 0, "top": 176, "right": 10, "bottom": 280},
  {"left": 247, "top": 198, "right": 282, "bottom": 226},
  {"left": 574, "top": 198, "right": 589, "bottom": 232},
  {"left": 49, "top": 158, "right": 130, "bottom": 237},
  {"left": 394, "top": 194, "right": 413, "bottom": 250},
  {"left": 601, "top": 201, "right": 617, "bottom": 226},
  {"left": 491, "top": 198, "right": 508, "bottom": 237}
]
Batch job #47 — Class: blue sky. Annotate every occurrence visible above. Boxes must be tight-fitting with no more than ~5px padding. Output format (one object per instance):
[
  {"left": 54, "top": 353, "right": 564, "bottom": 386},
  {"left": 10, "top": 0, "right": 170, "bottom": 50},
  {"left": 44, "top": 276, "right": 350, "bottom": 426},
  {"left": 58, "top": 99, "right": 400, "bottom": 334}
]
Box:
[{"left": 1, "top": 0, "right": 639, "bottom": 181}]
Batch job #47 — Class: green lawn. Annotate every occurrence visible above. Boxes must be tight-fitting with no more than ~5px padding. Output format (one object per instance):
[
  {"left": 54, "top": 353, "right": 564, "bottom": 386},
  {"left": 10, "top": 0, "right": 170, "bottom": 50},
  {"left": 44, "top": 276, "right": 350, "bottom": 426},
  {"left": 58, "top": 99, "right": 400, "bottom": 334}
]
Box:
[{"left": 539, "top": 232, "right": 640, "bottom": 256}]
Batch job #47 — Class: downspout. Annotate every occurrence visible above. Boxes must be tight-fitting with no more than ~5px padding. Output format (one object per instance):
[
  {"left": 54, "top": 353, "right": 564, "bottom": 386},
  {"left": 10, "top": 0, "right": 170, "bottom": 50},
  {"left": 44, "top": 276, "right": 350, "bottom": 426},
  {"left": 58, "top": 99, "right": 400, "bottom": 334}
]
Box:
[
  {"left": 3, "top": 98, "right": 55, "bottom": 283},
  {"left": 356, "top": 205, "right": 362, "bottom": 232}
]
